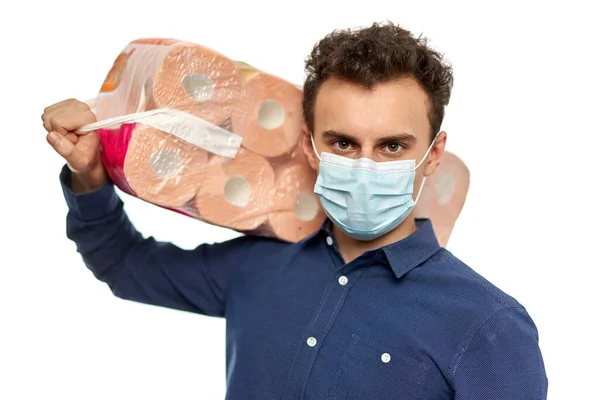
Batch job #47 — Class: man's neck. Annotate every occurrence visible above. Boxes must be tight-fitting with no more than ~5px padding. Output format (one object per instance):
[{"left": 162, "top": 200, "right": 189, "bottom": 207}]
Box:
[{"left": 333, "top": 214, "right": 418, "bottom": 263}]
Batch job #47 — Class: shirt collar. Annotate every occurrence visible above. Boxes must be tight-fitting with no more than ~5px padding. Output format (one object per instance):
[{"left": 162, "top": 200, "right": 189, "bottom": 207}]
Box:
[
  {"left": 380, "top": 218, "right": 441, "bottom": 278},
  {"left": 313, "top": 218, "right": 441, "bottom": 279}
]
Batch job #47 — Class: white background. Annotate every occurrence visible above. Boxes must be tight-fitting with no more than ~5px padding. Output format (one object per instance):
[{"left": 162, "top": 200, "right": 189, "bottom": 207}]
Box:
[{"left": 1, "top": 1, "right": 598, "bottom": 399}]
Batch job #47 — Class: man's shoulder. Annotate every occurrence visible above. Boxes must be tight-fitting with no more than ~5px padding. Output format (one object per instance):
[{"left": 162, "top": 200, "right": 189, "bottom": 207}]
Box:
[
  {"left": 210, "top": 233, "right": 293, "bottom": 255},
  {"left": 415, "top": 248, "right": 524, "bottom": 315},
  {"left": 208, "top": 233, "right": 299, "bottom": 268}
]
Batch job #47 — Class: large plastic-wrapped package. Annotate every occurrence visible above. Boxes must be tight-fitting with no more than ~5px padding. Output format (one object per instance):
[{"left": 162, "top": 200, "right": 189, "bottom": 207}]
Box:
[
  {"left": 81, "top": 38, "right": 470, "bottom": 246},
  {"left": 82, "top": 38, "right": 325, "bottom": 243}
]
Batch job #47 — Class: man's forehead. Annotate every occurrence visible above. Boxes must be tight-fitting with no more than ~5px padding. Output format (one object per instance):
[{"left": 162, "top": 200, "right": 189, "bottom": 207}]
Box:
[{"left": 313, "top": 78, "right": 431, "bottom": 137}]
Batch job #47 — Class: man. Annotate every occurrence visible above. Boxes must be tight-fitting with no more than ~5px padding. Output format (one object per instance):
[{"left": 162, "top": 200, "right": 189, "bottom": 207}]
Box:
[{"left": 42, "top": 22, "right": 548, "bottom": 399}]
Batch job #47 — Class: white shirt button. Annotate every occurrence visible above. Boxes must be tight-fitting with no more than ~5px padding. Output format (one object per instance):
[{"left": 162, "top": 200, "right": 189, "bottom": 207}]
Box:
[
  {"left": 381, "top": 353, "right": 391, "bottom": 363},
  {"left": 326, "top": 236, "right": 333, "bottom": 246},
  {"left": 338, "top": 276, "right": 348, "bottom": 286},
  {"left": 307, "top": 337, "right": 317, "bottom": 347}
]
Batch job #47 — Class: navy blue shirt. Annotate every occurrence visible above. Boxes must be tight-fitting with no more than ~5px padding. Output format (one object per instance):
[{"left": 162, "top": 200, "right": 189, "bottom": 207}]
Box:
[{"left": 60, "top": 165, "right": 548, "bottom": 399}]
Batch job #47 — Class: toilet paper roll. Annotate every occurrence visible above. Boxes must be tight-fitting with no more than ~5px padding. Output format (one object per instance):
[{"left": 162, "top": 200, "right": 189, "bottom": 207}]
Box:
[
  {"left": 194, "top": 149, "right": 276, "bottom": 231},
  {"left": 261, "top": 163, "right": 325, "bottom": 242},
  {"left": 267, "top": 211, "right": 325, "bottom": 243},
  {"left": 123, "top": 124, "right": 210, "bottom": 208},
  {"left": 152, "top": 42, "right": 241, "bottom": 126},
  {"left": 230, "top": 62, "right": 303, "bottom": 158},
  {"left": 271, "top": 163, "right": 321, "bottom": 215},
  {"left": 415, "top": 151, "right": 470, "bottom": 247}
]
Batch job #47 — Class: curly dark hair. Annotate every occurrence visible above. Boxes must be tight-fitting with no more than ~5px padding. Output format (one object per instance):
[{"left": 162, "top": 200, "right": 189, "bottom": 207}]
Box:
[{"left": 303, "top": 22, "right": 454, "bottom": 140}]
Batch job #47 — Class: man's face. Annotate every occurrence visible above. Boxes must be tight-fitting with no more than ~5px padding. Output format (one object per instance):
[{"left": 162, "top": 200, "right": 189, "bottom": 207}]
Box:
[{"left": 302, "top": 77, "right": 446, "bottom": 180}]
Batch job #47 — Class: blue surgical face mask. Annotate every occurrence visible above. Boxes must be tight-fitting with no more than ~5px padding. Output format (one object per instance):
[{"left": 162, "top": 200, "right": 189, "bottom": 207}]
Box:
[{"left": 311, "top": 134, "right": 438, "bottom": 241}]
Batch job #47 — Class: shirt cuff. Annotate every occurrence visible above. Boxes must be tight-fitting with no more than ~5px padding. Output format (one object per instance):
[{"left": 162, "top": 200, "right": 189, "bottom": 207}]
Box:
[{"left": 59, "top": 164, "right": 121, "bottom": 221}]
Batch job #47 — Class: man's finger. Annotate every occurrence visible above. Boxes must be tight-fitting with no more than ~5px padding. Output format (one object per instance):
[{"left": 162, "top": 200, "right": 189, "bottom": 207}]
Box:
[
  {"left": 50, "top": 109, "right": 97, "bottom": 135},
  {"left": 42, "top": 107, "right": 60, "bottom": 133},
  {"left": 42, "top": 109, "right": 82, "bottom": 143},
  {"left": 43, "top": 98, "right": 77, "bottom": 115},
  {"left": 64, "top": 132, "right": 79, "bottom": 144}
]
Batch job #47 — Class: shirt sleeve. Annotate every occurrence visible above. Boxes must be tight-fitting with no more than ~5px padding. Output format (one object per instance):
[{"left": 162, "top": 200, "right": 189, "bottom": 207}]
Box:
[
  {"left": 452, "top": 306, "right": 548, "bottom": 399},
  {"left": 59, "top": 165, "right": 273, "bottom": 317}
]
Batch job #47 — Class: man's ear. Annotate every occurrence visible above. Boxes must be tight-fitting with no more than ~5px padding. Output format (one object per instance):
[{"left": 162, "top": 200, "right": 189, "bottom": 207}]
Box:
[
  {"left": 424, "top": 131, "right": 447, "bottom": 177},
  {"left": 301, "top": 124, "right": 319, "bottom": 171}
]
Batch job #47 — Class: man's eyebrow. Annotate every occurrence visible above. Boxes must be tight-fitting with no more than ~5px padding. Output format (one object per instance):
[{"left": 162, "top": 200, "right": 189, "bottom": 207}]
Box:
[
  {"left": 322, "top": 130, "right": 359, "bottom": 143},
  {"left": 375, "top": 133, "right": 417, "bottom": 146},
  {"left": 322, "top": 130, "right": 417, "bottom": 145}
]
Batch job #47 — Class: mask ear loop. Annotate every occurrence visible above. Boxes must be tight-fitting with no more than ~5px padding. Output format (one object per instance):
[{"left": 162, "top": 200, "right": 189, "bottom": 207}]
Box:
[
  {"left": 414, "top": 178, "right": 427, "bottom": 204},
  {"left": 413, "top": 131, "right": 442, "bottom": 204},
  {"left": 310, "top": 132, "right": 322, "bottom": 161}
]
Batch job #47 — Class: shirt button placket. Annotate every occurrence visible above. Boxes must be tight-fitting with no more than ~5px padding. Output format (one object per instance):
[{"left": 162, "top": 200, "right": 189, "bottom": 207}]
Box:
[{"left": 283, "top": 234, "right": 360, "bottom": 400}]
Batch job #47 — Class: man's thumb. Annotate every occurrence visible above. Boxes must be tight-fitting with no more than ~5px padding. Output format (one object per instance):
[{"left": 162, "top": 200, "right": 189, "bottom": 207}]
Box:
[{"left": 47, "top": 131, "right": 84, "bottom": 168}]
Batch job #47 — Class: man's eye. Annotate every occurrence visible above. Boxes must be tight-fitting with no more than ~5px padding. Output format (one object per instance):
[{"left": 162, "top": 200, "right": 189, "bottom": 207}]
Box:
[
  {"left": 335, "top": 141, "right": 351, "bottom": 149},
  {"left": 386, "top": 143, "right": 402, "bottom": 152}
]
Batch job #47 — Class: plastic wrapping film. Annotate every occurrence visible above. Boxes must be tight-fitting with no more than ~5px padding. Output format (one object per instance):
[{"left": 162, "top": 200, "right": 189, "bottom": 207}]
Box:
[{"left": 81, "top": 38, "right": 469, "bottom": 245}]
